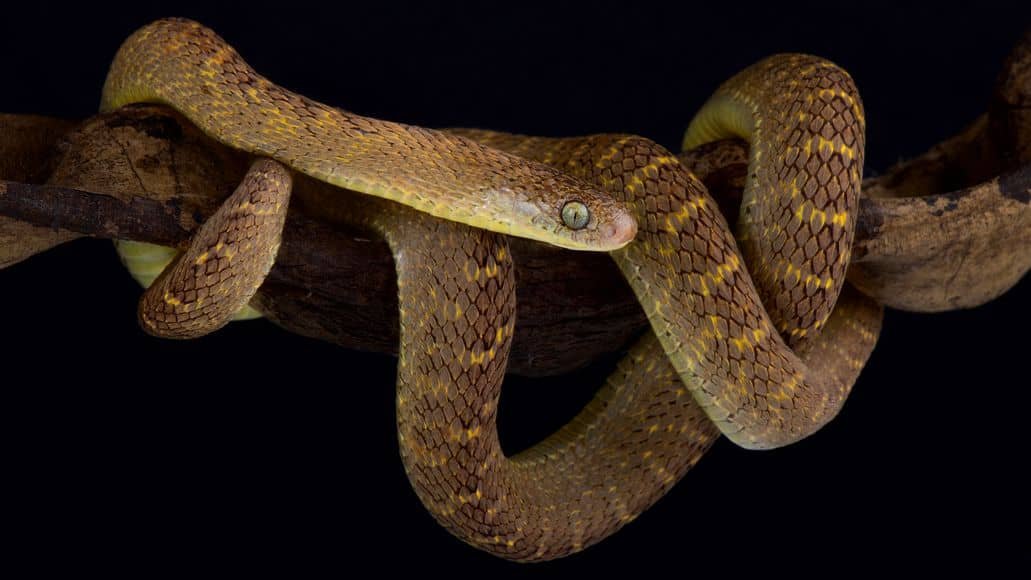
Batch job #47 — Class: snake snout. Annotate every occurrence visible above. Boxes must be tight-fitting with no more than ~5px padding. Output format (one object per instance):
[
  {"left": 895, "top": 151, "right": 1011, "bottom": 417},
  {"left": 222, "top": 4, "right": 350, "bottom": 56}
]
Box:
[{"left": 599, "top": 207, "right": 638, "bottom": 250}]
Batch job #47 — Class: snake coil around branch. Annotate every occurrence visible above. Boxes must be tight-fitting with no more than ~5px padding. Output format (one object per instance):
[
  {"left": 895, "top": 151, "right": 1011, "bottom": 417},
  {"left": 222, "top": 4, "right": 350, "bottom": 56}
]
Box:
[{"left": 1, "top": 20, "right": 1028, "bottom": 562}]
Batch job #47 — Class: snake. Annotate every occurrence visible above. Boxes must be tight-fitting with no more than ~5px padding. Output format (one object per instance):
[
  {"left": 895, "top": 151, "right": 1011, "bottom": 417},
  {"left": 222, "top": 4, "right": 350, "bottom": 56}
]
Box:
[{"left": 101, "top": 18, "right": 882, "bottom": 561}]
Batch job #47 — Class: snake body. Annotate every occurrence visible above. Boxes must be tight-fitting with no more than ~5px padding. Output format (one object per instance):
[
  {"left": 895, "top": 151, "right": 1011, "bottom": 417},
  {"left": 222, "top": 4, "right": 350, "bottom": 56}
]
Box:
[{"left": 103, "top": 19, "right": 880, "bottom": 560}]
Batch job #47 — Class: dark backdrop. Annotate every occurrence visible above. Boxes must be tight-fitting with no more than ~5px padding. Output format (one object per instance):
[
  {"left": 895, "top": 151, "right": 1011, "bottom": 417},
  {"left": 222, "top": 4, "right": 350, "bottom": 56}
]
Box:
[{"left": 2, "top": 2, "right": 1028, "bottom": 574}]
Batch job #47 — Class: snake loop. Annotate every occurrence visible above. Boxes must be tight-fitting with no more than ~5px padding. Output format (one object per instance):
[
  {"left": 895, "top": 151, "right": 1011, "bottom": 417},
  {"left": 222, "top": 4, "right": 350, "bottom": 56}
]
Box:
[{"left": 103, "top": 19, "right": 882, "bottom": 561}]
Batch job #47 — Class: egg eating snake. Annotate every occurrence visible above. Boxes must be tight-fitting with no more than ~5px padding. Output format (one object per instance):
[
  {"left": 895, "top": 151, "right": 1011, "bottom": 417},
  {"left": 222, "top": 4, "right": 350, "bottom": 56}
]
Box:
[{"left": 102, "top": 18, "right": 882, "bottom": 561}]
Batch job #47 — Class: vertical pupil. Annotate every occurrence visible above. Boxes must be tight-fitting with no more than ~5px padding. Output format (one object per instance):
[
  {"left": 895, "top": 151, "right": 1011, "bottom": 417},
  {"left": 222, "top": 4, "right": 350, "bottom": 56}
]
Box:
[{"left": 562, "top": 201, "right": 589, "bottom": 230}]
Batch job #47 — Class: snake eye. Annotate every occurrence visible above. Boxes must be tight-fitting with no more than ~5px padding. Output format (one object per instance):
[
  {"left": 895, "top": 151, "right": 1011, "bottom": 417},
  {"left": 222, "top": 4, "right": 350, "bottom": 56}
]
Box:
[{"left": 561, "top": 201, "right": 590, "bottom": 230}]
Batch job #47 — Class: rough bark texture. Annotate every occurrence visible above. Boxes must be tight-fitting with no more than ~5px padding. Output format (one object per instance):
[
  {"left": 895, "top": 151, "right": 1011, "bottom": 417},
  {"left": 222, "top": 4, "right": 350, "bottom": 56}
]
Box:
[
  {"left": 0, "top": 33, "right": 1028, "bottom": 376},
  {"left": 0, "top": 114, "right": 79, "bottom": 268}
]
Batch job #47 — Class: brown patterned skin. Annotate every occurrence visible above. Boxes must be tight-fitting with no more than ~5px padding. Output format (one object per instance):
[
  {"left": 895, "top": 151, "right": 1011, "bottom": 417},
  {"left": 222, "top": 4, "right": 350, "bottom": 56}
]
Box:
[
  {"left": 683, "top": 55, "right": 866, "bottom": 347},
  {"left": 138, "top": 159, "right": 291, "bottom": 338},
  {"left": 121, "top": 20, "right": 878, "bottom": 561},
  {"left": 100, "top": 18, "right": 636, "bottom": 251},
  {"left": 677, "top": 141, "right": 883, "bottom": 386},
  {"left": 362, "top": 197, "right": 721, "bottom": 561}
]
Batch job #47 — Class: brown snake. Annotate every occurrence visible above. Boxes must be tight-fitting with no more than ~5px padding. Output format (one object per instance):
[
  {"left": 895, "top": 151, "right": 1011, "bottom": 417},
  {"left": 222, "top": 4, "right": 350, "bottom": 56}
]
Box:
[{"left": 102, "top": 19, "right": 882, "bottom": 560}]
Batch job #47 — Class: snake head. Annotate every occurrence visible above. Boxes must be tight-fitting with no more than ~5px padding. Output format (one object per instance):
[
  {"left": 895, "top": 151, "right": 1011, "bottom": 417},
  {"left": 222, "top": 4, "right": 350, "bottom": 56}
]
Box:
[
  {"left": 549, "top": 192, "right": 638, "bottom": 251},
  {"left": 492, "top": 173, "right": 638, "bottom": 252}
]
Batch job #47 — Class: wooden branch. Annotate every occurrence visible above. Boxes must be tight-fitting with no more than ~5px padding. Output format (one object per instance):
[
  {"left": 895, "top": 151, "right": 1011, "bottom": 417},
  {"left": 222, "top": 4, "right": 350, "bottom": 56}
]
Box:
[
  {"left": 0, "top": 33, "right": 1028, "bottom": 376},
  {"left": 0, "top": 114, "right": 80, "bottom": 269}
]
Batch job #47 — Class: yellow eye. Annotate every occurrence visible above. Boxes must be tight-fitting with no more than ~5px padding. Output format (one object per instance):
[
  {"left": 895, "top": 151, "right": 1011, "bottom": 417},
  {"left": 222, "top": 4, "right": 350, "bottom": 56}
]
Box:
[{"left": 561, "top": 201, "right": 590, "bottom": 230}]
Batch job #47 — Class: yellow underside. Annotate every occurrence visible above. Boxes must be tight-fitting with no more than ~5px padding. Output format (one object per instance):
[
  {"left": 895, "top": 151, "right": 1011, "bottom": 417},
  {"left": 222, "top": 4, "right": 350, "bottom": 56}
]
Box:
[
  {"left": 115, "top": 240, "right": 263, "bottom": 321},
  {"left": 682, "top": 94, "right": 756, "bottom": 151}
]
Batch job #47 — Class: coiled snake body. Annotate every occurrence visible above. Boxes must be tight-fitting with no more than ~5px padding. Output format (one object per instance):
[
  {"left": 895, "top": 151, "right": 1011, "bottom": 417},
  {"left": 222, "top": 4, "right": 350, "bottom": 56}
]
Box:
[{"left": 103, "top": 18, "right": 881, "bottom": 561}]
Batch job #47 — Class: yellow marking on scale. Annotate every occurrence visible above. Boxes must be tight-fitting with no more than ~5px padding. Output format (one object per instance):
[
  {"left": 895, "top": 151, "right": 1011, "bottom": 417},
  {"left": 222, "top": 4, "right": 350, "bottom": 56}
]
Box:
[
  {"left": 709, "top": 315, "right": 723, "bottom": 339},
  {"left": 816, "top": 136, "right": 838, "bottom": 155},
  {"left": 594, "top": 138, "right": 631, "bottom": 168},
  {"left": 698, "top": 275, "right": 711, "bottom": 297},
  {"left": 468, "top": 350, "right": 487, "bottom": 366},
  {"left": 731, "top": 334, "right": 752, "bottom": 353}
]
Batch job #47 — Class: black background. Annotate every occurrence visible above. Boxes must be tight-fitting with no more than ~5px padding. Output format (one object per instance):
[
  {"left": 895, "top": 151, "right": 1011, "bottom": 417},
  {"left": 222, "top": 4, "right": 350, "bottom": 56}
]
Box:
[{"left": 2, "top": 1, "right": 1028, "bottom": 574}]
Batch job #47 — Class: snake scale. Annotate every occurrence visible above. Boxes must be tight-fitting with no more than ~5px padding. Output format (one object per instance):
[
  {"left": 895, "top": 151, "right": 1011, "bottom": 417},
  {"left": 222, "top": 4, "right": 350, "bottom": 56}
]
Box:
[{"left": 101, "top": 18, "right": 882, "bottom": 560}]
